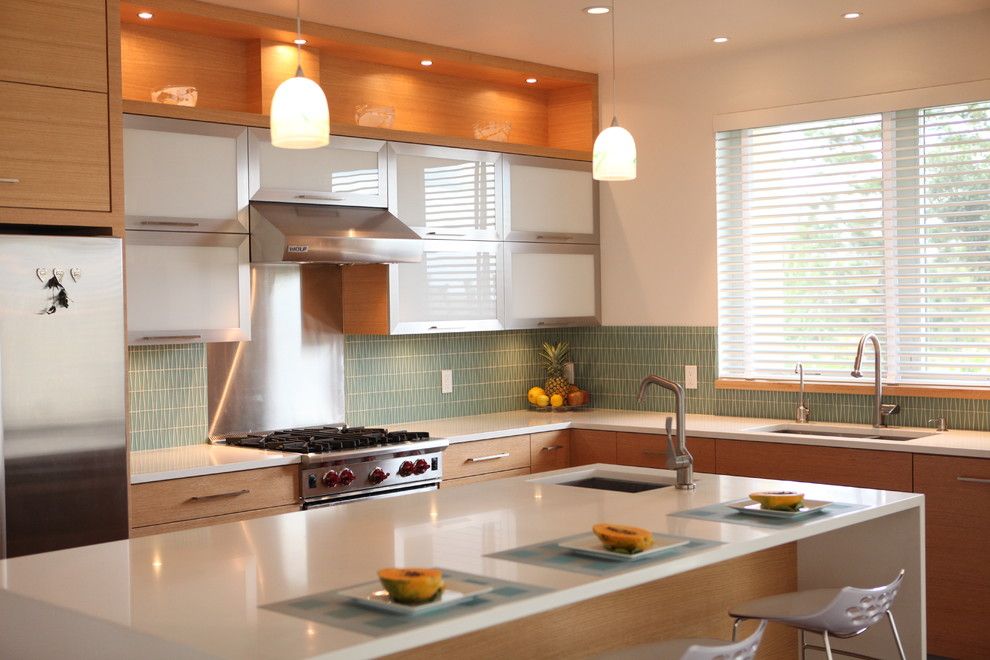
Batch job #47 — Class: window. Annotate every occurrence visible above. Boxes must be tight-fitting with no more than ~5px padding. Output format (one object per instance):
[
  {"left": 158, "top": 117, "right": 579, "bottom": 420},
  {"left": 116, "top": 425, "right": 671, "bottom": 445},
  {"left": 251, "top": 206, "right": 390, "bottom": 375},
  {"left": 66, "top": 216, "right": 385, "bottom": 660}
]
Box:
[{"left": 716, "top": 99, "right": 990, "bottom": 386}]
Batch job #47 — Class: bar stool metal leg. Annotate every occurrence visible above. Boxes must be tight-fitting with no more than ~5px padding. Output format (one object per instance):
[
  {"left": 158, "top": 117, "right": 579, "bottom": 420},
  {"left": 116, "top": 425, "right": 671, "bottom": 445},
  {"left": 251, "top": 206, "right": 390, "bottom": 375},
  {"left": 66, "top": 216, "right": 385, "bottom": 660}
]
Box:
[
  {"left": 886, "top": 611, "right": 906, "bottom": 660},
  {"left": 823, "top": 631, "right": 834, "bottom": 660},
  {"left": 731, "top": 617, "right": 743, "bottom": 641}
]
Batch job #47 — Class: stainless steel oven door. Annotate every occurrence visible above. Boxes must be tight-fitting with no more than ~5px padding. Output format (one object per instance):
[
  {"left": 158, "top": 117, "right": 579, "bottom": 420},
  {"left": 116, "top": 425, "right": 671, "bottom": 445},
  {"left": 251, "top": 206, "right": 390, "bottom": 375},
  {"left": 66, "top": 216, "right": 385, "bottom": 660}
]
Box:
[{"left": 302, "top": 480, "right": 439, "bottom": 509}]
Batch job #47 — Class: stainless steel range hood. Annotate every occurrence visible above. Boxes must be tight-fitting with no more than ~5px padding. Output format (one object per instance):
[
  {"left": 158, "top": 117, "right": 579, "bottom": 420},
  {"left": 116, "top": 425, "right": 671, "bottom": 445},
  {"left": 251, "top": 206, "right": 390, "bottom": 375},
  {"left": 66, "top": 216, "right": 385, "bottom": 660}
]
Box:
[{"left": 249, "top": 202, "right": 423, "bottom": 264}]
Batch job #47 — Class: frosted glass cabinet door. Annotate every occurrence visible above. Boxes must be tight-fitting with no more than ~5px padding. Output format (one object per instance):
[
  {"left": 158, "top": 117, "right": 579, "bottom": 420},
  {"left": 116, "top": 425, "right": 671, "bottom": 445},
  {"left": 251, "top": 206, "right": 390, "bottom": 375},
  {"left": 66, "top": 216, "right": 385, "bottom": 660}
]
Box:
[
  {"left": 390, "top": 241, "right": 504, "bottom": 334},
  {"left": 504, "top": 243, "right": 600, "bottom": 329},
  {"left": 388, "top": 143, "right": 502, "bottom": 240},
  {"left": 248, "top": 130, "right": 387, "bottom": 207},
  {"left": 123, "top": 115, "right": 249, "bottom": 233},
  {"left": 125, "top": 231, "right": 251, "bottom": 345},
  {"left": 503, "top": 155, "right": 597, "bottom": 243}
]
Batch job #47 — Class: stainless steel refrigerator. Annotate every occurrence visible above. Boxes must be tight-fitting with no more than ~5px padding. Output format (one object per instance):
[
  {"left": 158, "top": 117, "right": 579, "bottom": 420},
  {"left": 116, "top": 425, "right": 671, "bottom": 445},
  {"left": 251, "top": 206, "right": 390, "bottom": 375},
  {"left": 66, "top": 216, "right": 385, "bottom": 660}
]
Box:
[{"left": 0, "top": 233, "right": 128, "bottom": 558}]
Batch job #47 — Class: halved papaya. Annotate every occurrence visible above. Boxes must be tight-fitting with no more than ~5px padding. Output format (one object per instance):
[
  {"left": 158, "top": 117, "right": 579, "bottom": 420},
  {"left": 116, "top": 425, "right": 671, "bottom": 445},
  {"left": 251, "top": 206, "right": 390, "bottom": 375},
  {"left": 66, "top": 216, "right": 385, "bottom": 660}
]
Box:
[
  {"left": 377, "top": 568, "right": 445, "bottom": 604},
  {"left": 592, "top": 523, "right": 654, "bottom": 553},
  {"left": 749, "top": 491, "right": 805, "bottom": 511}
]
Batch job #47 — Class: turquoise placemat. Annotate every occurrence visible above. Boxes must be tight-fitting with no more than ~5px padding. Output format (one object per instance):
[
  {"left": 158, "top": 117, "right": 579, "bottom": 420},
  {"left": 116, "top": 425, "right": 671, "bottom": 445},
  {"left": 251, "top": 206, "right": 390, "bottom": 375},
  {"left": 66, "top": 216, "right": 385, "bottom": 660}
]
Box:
[
  {"left": 261, "top": 570, "right": 549, "bottom": 637},
  {"left": 486, "top": 533, "right": 723, "bottom": 576},
  {"left": 670, "top": 500, "right": 868, "bottom": 528}
]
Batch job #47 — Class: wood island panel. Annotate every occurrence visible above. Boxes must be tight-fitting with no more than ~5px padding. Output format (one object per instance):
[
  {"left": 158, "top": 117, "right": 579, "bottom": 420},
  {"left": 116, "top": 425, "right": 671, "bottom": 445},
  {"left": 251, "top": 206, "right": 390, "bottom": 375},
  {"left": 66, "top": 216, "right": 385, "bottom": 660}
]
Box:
[
  {"left": 913, "top": 454, "right": 990, "bottom": 659},
  {"left": 715, "top": 440, "right": 913, "bottom": 491},
  {"left": 388, "top": 543, "right": 798, "bottom": 659},
  {"left": 570, "top": 429, "right": 617, "bottom": 466}
]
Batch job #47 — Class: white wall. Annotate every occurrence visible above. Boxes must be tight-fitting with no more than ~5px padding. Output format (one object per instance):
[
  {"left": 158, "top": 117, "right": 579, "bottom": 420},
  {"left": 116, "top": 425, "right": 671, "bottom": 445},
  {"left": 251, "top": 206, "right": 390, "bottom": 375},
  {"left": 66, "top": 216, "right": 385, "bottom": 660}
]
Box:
[{"left": 600, "top": 10, "right": 990, "bottom": 326}]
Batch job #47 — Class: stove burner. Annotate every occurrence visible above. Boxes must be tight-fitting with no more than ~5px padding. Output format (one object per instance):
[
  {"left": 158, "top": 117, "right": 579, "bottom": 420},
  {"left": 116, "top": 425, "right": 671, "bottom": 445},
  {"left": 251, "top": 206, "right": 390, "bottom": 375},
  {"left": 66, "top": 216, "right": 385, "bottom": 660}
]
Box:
[{"left": 224, "top": 426, "right": 431, "bottom": 454}]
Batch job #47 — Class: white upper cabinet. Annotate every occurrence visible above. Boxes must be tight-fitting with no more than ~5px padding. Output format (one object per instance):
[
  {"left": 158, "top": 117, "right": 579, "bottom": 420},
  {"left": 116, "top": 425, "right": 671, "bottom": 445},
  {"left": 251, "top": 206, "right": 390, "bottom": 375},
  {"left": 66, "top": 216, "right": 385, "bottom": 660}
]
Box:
[
  {"left": 503, "top": 243, "right": 600, "bottom": 329},
  {"left": 389, "top": 240, "right": 503, "bottom": 334},
  {"left": 502, "top": 155, "right": 597, "bottom": 243},
  {"left": 123, "top": 115, "right": 249, "bottom": 233},
  {"left": 248, "top": 130, "right": 387, "bottom": 207},
  {"left": 388, "top": 143, "right": 502, "bottom": 240}
]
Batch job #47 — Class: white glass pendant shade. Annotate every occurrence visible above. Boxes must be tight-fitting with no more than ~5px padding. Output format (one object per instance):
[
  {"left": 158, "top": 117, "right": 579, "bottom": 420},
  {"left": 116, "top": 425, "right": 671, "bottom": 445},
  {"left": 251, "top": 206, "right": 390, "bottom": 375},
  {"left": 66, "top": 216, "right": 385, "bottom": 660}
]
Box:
[
  {"left": 593, "top": 118, "right": 637, "bottom": 181},
  {"left": 270, "top": 72, "right": 329, "bottom": 149}
]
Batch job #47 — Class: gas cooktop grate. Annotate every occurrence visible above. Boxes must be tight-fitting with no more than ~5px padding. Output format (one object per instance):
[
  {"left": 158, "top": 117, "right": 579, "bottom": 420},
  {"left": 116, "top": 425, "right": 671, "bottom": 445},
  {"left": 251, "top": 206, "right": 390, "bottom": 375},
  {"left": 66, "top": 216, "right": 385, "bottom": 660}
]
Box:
[{"left": 223, "top": 426, "right": 431, "bottom": 454}]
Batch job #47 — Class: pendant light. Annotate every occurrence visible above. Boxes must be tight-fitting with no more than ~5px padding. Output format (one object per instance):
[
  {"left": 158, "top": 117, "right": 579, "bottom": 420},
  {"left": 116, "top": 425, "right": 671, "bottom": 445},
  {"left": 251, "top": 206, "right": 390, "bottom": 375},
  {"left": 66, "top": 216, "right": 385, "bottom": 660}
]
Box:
[
  {"left": 593, "top": 0, "right": 636, "bottom": 181},
  {"left": 270, "top": 0, "right": 329, "bottom": 149}
]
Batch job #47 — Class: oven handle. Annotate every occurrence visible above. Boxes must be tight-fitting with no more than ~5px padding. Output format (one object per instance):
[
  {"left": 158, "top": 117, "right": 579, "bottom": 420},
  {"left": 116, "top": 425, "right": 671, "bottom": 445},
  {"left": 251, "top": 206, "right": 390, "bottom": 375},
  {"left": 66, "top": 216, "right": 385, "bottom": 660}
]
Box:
[{"left": 303, "top": 481, "right": 439, "bottom": 509}]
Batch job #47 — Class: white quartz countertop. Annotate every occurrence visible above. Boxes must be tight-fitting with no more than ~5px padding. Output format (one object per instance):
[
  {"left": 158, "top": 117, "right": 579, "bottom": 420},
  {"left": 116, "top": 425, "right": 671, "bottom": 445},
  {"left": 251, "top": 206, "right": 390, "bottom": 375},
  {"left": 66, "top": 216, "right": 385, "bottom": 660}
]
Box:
[
  {"left": 131, "top": 409, "right": 989, "bottom": 484},
  {"left": 0, "top": 465, "right": 922, "bottom": 659}
]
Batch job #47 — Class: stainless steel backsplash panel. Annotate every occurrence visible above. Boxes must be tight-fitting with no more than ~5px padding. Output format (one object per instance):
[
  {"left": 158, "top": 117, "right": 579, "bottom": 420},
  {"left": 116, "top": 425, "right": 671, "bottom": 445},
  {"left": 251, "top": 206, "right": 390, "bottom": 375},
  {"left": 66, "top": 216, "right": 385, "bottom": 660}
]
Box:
[{"left": 207, "top": 264, "right": 345, "bottom": 436}]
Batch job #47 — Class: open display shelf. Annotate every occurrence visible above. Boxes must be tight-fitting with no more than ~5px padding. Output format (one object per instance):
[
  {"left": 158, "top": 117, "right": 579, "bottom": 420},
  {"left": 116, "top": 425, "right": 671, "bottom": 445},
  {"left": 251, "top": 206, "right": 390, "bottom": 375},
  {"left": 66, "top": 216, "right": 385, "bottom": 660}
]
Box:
[{"left": 119, "top": 0, "right": 597, "bottom": 160}]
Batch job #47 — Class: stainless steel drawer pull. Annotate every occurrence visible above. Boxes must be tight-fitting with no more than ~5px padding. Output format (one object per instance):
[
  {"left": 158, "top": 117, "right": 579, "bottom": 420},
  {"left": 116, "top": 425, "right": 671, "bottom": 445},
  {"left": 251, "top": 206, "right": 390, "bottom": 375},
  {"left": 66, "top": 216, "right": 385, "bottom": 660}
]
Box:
[
  {"left": 466, "top": 452, "right": 510, "bottom": 463},
  {"left": 540, "top": 445, "right": 564, "bottom": 452},
  {"left": 295, "top": 194, "right": 343, "bottom": 201},
  {"left": 141, "top": 335, "right": 202, "bottom": 342},
  {"left": 957, "top": 476, "right": 990, "bottom": 484},
  {"left": 139, "top": 220, "right": 201, "bottom": 228},
  {"left": 428, "top": 326, "right": 466, "bottom": 331},
  {"left": 425, "top": 231, "right": 466, "bottom": 236},
  {"left": 536, "top": 234, "right": 574, "bottom": 241},
  {"left": 537, "top": 321, "right": 574, "bottom": 327},
  {"left": 0, "top": 178, "right": 20, "bottom": 184},
  {"left": 188, "top": 489, "right": 250, "bottom": 502}
]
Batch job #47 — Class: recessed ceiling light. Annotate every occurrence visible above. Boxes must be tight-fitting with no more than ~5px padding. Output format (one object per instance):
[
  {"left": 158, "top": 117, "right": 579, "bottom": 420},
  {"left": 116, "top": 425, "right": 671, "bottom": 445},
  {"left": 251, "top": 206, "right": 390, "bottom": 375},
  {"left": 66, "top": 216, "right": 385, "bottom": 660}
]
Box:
[
  {"left": 137, "top": 10, "right": 153, "bottom": 19},
  {"left": 420, "top": 59, "right": 433, "bottom": 66},
  {"left": 584, "top": 6, "right": 610, "bottom": 15},
  {"left": 843, "top": 11, "right": 862, "bottom": 19},
  {"left": 712, "top": 36, "right": 729, "bottom": 44},
  {"left": 525, "top": 77, "right": 538, "bottom": 84},
  {"left": 293, "top": 38, "right": 307, "bottom": 45}
]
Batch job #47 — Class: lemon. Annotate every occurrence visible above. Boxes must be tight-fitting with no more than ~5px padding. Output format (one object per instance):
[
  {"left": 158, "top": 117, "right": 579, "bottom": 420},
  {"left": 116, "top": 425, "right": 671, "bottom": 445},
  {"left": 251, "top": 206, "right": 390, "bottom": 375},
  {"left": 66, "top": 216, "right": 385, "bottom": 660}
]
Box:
[
  {"left": 527, "top": 386, "right": 546, "bottom": 404},
  {"left": 535, "top": 394, "right": 550, "bottom": 407},
  {"left": 550, "top": 394, "right": 564, "bottom": 408}
]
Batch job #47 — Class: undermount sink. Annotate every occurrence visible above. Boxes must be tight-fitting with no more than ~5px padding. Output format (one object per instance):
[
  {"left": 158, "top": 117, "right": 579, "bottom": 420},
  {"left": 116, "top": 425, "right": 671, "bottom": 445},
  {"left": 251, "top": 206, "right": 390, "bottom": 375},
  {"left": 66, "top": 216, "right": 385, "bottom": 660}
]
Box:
[
  {"left": 530, "top": 467, "right": 676, "bottom": 491},
  {"left": 747, "top": 423, "right": 932, "bottom": 442}
]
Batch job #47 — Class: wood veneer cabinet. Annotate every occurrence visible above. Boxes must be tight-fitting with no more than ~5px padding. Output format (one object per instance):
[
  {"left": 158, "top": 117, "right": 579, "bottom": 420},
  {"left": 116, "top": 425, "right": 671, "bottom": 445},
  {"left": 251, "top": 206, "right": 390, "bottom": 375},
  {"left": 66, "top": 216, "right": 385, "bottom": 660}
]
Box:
[
  {"left": 440, "top": 467, "right": 531, "bottom": 489},
  {"left": 129, "top": 466, "right": 298, "bottom": 536},
  {"left": 616, "top": 432, "right": 716, "bottom": 473},
  {"left": 442, "top": 435, "right": 531, "bottom": 480},
  {"left": 530, "top": 430, "right": 571, "bottom": 473},
  {"left": 913, "top": 454, "right": 990, "bottom": 659},
  {"left": 571, "top": 429, "right": 617, "bottom": 466},
  {"left": 715, "top": 439, "right": 913, "bottom": 491}
]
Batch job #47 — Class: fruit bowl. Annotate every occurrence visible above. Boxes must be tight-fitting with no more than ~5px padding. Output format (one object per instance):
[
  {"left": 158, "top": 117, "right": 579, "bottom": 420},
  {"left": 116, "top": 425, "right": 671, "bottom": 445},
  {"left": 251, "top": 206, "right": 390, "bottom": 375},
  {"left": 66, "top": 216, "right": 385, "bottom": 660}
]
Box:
[{"left": 529, "top": 403, "right": 592, "bottom": 413}]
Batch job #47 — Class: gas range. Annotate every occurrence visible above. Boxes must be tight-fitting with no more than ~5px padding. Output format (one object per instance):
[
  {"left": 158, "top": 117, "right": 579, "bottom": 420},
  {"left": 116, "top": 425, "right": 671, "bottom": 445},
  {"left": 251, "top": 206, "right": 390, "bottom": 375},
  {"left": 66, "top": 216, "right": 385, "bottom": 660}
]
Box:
[{"left": 221, "top": 426, "right": 447, "bottom": 508}]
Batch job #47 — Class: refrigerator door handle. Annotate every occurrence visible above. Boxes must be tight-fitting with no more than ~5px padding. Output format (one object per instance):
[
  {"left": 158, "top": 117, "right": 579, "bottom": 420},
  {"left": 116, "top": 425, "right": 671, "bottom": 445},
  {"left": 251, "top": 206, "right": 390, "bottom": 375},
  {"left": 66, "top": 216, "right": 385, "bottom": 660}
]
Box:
[{"left": 0, "top": 349, "right": 6, "bottom": 560}]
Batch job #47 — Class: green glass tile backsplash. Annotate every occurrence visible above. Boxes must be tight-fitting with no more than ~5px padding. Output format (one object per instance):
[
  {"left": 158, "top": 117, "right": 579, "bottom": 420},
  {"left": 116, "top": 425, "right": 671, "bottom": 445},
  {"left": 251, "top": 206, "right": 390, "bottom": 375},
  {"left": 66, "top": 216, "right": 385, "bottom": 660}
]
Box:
[{"left": 129, "top": 327, "right": 990, "bottom": 449}]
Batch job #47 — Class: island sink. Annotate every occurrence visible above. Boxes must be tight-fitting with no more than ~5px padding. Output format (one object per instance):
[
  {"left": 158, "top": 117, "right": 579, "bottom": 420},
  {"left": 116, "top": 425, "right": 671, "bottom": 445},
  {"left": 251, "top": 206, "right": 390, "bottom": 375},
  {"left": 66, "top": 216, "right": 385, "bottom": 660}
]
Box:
[
  {"left": 748, "top": 423, "right": 932, "bottom": 442},
  {"left": 558, "top": 477, "right": 670, "bottom": 493},
  {"left": 529, "top": 466, "right": 678, "bottom": 491}
]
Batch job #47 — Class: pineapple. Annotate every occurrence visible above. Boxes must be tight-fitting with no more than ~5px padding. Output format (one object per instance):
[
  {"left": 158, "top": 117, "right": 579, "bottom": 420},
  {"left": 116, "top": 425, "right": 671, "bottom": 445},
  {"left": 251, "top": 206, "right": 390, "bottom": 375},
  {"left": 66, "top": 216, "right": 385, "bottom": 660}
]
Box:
[{"left": 540, "top": 341, "right": 571, "bottom": 398}]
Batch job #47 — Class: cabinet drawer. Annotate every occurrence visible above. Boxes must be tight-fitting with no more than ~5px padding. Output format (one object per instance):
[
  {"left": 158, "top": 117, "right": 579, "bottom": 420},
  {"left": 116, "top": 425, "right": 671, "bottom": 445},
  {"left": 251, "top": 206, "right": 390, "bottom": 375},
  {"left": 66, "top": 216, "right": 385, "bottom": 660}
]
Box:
[
  {"left": 531, "top": 430, "right": 570, "bottom": 473},
  {"left": 0, "top": 0, "right": 107, "bottom": 93},
  {"left": 913, "top": 455, "right": 990, "bottom": 659},
  {"left": 0, "top": 82, "right": 109, "bottom": 211},
  {"left": 616, "top": 433, "right": 716, "bottom": 473},
  {"left": 441, "top": 468, "right": 531, "bottom": 489},
  {"left": 130, "top": 466, "right": 298, "bottom": 528},
  {"left": 715, "top": 440, "right": 913, "bottom": 491},
  {"left": 130, "top": 504, "right": 299, "bottom": 538},
  {"left": 443, "top": 436, "right": 530, "bottom": 480},
  {"left": 570, "top": 429, "right": 616, "bottom": 466}
]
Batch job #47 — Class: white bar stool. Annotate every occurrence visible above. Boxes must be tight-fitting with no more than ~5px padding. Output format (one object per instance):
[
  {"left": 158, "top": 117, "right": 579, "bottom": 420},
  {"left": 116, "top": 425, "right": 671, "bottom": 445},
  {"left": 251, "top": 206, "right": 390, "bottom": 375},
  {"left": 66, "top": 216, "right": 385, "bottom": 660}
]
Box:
[
  {"left": 728, "top": 570, "right": 906, "bottom": 660},
  {"left": 596, "top": 619, "right": 767, "bottom": 660}
]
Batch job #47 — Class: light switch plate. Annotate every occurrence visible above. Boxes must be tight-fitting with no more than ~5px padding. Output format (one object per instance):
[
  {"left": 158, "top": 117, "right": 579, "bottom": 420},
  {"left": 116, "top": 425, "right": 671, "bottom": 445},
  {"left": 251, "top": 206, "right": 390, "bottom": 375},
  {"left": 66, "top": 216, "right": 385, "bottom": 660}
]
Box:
[
  {"left": 441, "top": 369, "right": 453, "bottom": 394},
  {"left": 685, "top": 365, "right": 698, "bottom": 389}
]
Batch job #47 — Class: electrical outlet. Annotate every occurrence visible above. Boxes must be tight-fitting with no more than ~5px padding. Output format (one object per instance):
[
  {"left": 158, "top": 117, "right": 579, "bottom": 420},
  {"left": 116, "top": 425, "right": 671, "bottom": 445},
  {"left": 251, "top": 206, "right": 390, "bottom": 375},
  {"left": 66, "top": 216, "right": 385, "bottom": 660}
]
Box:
[
  {"left": 441, "top": 369, "right": 453, "bottom": 394},
  {"left": 685, "top": 365, "right": 698, "bottom": 389}
]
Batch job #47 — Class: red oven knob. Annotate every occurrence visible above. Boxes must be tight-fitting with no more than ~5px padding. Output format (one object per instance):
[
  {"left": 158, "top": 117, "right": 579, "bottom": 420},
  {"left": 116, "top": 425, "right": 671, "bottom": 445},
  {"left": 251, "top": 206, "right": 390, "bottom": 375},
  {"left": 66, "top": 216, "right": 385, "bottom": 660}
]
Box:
[
  {"left": 338, "top": 468, "right": 356, "bottom": 486},
  {"left": 322, "top": 470, "right": 340, "bottom": 487},
  {"left": 398, "top": 461, "right": 415, "bottom": 477},
  {"left": 413, "top": 459, "right": 430, "bottom": 475},
  {"left": 368, "top": 467, "right": 390, "bottom": 485}
]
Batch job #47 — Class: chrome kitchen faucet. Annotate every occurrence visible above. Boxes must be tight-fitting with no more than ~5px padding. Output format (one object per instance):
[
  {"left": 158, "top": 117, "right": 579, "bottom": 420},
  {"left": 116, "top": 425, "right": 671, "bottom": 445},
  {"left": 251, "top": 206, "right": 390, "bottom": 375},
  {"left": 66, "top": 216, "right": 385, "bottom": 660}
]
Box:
[
  {"left": 851, "top": 333, "right": 900, "bottom": 428},
  {"left": 793, "top": 363, "right": 821, "bottom": 423},
  {"left": 637, "top": 375, "right": 695, "bottom": 490}
]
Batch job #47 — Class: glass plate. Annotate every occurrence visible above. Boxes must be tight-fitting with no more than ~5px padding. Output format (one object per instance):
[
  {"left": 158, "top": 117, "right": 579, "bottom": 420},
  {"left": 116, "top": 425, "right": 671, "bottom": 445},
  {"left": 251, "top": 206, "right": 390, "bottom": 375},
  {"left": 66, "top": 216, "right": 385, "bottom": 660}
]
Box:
[
  {"left": 559, "top": 533, "right": 689, "bottom": 562},
  {"left": 339, "top": 578, "right": 493, "bottom": 615}
]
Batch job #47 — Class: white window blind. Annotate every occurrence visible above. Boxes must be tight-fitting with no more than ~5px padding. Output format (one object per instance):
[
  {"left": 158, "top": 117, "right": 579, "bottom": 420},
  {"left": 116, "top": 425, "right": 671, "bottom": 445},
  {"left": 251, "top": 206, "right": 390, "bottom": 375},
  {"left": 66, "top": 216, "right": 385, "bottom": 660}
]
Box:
[{"left": 717, "top": 99, "right": 990, "bottom": 386}]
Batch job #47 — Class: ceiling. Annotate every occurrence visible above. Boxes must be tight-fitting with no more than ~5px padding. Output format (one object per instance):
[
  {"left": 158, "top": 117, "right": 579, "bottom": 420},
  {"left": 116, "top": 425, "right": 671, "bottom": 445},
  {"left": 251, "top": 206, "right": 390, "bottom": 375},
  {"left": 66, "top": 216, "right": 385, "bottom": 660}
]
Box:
[{"left": 200, "top": 0, "right": 990, "bottom": 73}]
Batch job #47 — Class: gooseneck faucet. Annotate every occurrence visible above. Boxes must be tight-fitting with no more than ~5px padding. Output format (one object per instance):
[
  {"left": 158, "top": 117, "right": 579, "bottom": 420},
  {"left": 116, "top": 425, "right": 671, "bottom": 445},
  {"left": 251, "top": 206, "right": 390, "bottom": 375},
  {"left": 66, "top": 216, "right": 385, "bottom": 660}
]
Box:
[
  {"left": 637, "top": 375, "right": 695, "bottom": 490},
  {"left": 851, "top": 333, "right": 900, "bottom": 428},
  {"left": 793, "top": 363, "right": 820, "bottom": 423}
]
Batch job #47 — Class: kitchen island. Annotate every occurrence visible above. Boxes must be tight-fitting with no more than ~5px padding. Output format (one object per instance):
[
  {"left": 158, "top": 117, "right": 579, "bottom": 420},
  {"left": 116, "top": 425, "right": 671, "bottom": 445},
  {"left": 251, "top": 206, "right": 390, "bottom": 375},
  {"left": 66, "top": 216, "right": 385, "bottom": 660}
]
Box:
[{"left": 0, "top": 465, "right": 923, "bottom": 659}]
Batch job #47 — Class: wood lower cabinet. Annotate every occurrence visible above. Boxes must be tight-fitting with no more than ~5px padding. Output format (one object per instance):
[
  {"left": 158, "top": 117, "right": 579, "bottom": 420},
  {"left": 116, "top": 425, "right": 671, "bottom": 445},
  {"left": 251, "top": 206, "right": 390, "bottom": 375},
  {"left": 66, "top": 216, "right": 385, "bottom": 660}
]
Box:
[
  {"left": 443, "top": 435, "right": 531, "bottom": 480},
  {"left": 441, "top": 468, "right": 531, "bottom": 489},
  {"left": 616, "top": 432, "right": 716, "bottom": 473},
  {"left": 571, "top": 429, "right": 617, "bottom": 465},
  {"left": 715, "top": 439, "right": 913, "bottom": 491},
  {"left": 130, "top": 466, "right": 298, "bottom": 536},
  {"left": 531, "top": 430, "right": 571, "bottom": 473},
  {"left": 913, "top": 455, "right": 990, "bottom": 659}
]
